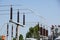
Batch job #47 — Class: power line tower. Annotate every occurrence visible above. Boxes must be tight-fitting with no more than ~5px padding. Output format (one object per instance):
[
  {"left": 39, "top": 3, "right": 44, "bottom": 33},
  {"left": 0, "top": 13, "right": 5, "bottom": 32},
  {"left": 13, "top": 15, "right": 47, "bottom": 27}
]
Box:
[{"left": 9, "top": 6, "right": 25, "bottom": 40}]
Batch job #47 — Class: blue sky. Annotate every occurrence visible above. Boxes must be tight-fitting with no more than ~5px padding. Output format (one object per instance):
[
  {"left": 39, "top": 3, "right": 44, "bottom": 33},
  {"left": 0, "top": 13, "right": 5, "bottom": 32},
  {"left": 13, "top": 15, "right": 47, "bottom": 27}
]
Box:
[{"left": 0, "top": 0, "right": 60, "bottom": 40}]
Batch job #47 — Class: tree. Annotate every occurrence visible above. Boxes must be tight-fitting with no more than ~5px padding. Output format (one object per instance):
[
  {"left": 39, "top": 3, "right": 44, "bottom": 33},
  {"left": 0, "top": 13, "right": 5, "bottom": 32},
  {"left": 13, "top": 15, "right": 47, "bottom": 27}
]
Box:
[
  {"left": 26, "top": 23, "right": 40, "bottom": 40},
  {"left": 29, "top": 27, "right": 34, "bottom": 37},
  {"left": 26, "top": 32, "right": 32, "bottom": 38},
  {"left": 34, "top": 23, "right": 40, "bottom": 40},
  {"left": 26, "top": 27, "right": 34, "bottom": 38},
  {"left": 19, "top": 34, "right": 24, "bottom": 40},
  {"left": 13, "top": 38, "right": 16, "bottom": 40},
  {"left": 0, "top": 38, "right": 1, "bottom": 40}
]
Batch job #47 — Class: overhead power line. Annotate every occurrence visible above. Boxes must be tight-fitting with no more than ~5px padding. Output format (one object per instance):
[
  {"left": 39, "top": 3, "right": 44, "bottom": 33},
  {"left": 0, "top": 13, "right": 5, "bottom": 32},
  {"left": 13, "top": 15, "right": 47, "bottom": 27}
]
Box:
[
  {"left": 0, "top": 8, "right": 34, "bottom": 15},
  {"left": 0, "top": 8, "right": 33, "bottom": 12},
  {"left": 0, "top": 5, "right": 46, "bottom": 23},
  {"left": 0, "top": 4, "right": 22, "bottom": 7},
  {"left": 0, "top": 10, "right": 9, "bottom": 11}
]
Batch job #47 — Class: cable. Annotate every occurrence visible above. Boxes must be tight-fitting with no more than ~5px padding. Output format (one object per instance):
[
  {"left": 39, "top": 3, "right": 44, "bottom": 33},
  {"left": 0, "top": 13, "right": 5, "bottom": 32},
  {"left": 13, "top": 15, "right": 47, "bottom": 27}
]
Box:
[
  {"left": 0, "top": 22, "right": 9, "bottom": 35},
  {"left": 0, "top": 10, "right": 9, "bottom": 11},
  {"left": 0, "top": 4, "right": 46, "bottom": 20},
  {"left": 0, "top": 4, "right": 22, "bottom": 7},
  {"left": 0, "top": 8, "right": 33, "bottom": 16},
  {"left": 0, "top": 8, "right": 33, "bottom": 12},
  {"left": 0, "top": 24, "right": 3, "bottom": 34},
  {"left": 0, "top": 5, "right": 48, "bottom": 25}
]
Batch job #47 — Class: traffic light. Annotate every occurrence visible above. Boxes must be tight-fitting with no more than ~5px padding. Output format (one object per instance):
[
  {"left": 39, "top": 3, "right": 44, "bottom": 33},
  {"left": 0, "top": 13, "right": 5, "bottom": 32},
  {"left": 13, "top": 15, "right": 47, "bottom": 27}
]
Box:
[
  {"left": 10, "top": 6, "right": 13, "bottom": 20},
  {"left": 23, "top": 13, "right": 25, "bottom": 25}
]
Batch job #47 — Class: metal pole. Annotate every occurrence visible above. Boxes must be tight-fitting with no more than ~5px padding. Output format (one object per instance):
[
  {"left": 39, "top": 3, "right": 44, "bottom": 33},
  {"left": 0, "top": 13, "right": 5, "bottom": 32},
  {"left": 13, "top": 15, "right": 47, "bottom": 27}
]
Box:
[
  {"left": 7, "top": 23, "right": 9, "bottom": 40},
  {"left": 16, "top": 25, "right": 19, "bottom": 40},
  {"left": 16, "top": 10, "right": 19, "bottom": 40},
  {"left": 11, "top": 25, "right": 13, "bottom": 40},
  {"left": 9, "top": 5, "right": 24, "bottom": 40}
]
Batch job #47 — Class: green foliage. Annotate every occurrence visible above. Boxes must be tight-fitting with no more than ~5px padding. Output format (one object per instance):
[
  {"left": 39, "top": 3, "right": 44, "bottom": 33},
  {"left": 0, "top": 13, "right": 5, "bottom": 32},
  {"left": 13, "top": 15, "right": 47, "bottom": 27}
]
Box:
[
  {"left": 26, "top": 32, "right": 32, "bottom": 38},
  {"left": 29, "top": 27, "right": 34, "bottom": 34},
  {"left": 0, "top": 37, "right": 1, "bottom": 40},
  {"left": 13, "top": 34, "right": 24, "bottom": 40},
  {"left": 19, "top": 34, "right": 24, "bottom": 40},
  {"left": 13, "top": 38, "right": 16, "bottom": 40},
  {"left": 26, "top": 23, "right": 40, "bottom": 40},
  {"left": 34, "top": 24, "right": 40, "bottom": 40}
]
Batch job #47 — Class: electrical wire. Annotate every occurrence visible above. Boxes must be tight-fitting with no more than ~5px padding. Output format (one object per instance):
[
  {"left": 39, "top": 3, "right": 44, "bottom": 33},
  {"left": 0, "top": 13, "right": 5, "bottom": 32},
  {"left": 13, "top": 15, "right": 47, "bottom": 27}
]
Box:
[
  {"left": 0, "top": 4, "right": 22, "bottom": 7},
  {"left": 0, "top": 4, "right": 45, "bottom": 20},
  {"left": 0, "top": 24, "right": 3, "bottom": 34},
  {"left": 0, "top": 8, "right": 33, "bottom": 12},
  {"left": 0, "top": 23, "right": 7, "bottom": 35},
  {"left": 0, "top": 22, "right": 10, "bottom": 36},
  {"left": 0, "top": 9, "right": 45, "bottom": 20},
  {"left": 0, "top": 5, "right": 47, "bottom": 26}
]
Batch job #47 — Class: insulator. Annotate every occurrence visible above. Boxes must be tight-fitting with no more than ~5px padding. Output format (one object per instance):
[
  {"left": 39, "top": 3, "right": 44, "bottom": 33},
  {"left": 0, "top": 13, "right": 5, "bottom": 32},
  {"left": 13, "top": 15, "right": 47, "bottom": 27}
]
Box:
[
  {"left": 7, "top": 23, "right": 9, "bottom": 36},
  {"left": 17, "top": 10, "right": 19, "bottom": 22},
  {"left": 23, "top": 13, "right": 25, "bottom": 25},
  {"left": 10, "top": 6, "right": 13, "bottom": 20},
  {"left": 43, "top": 29, "right": 45, "bottom": 36},
  {"left": 51, "top": 25, "right": 54, "bottom": 30},
  {"left": 46, "top": 30, "right": 48, "bottom": 36},
  {"left": 40, "top": 27, "right": 42, "bottom": 35},
  {"left": 16, "top": 27, "right": 17, "bottom": 38}
]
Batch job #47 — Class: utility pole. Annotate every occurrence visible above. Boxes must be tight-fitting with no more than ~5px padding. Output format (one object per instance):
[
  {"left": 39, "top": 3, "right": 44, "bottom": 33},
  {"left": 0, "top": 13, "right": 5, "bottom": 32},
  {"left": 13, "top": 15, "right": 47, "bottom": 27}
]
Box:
[
  {"left": 16, "top": 10, "right": 19, "bottom": 40},
  {"left": 7, "top": 23, "right": 9, "bottom": 40},
  {"left": 9, "top": 6, "right": 25, "bottom": 40},
  {"left": 11, "top": 25, "right": 13, "bottom": 40}
]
